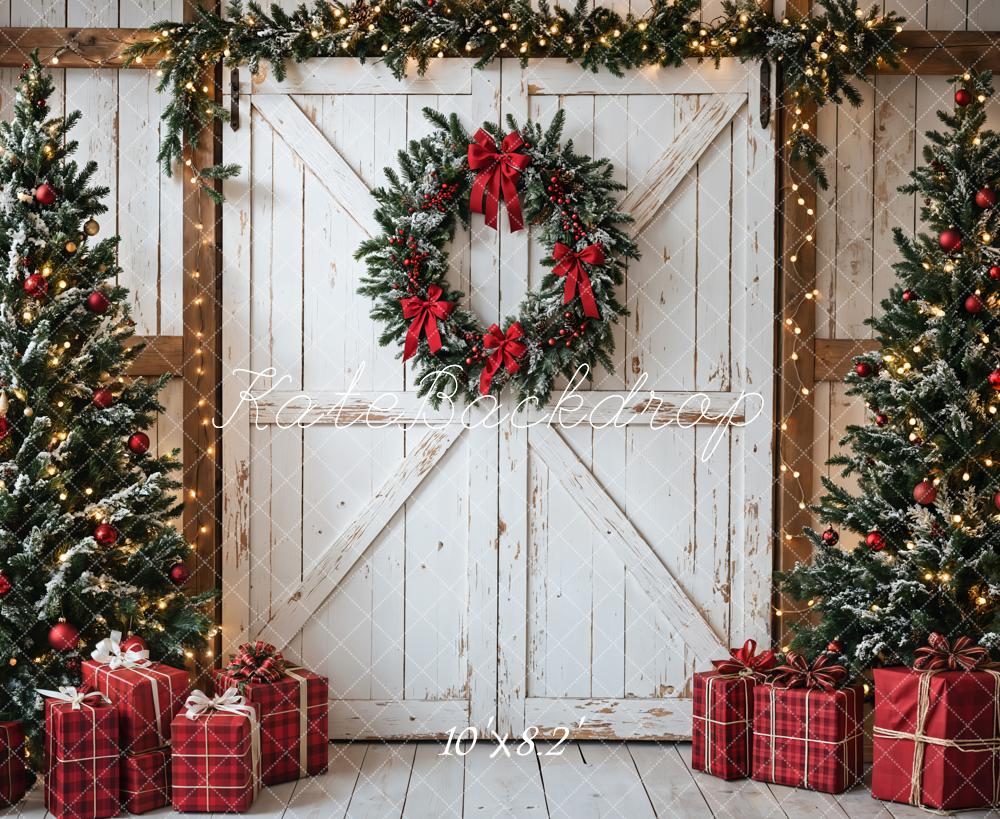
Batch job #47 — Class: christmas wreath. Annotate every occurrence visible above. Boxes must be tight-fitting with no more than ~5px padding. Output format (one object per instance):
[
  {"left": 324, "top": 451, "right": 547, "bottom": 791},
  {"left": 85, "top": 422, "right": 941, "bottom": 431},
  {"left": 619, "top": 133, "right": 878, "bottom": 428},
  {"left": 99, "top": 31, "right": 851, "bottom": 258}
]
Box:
[{"left": 356, "top": 108, "right": 639, "bottom": 405}]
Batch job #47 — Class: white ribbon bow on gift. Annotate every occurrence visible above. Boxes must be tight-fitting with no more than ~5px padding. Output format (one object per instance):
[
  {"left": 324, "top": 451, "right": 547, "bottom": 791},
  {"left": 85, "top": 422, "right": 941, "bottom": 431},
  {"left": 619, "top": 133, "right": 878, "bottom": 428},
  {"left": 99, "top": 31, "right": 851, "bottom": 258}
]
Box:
[
  {"left": 184, "top": 687, "right": 261, "bottom": 797},
  {"left": 36, "top": 686, "right": 106, "bottom": 710},
  {"left": 91, "top": 630, "right": 150, "bottom": 669}
]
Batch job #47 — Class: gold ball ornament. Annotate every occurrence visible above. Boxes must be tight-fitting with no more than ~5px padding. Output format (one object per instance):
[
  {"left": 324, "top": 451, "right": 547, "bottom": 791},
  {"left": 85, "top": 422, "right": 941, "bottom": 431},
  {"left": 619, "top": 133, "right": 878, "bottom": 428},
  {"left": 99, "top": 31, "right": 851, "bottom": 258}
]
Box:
[
  {"left": 22, "top": 407, "right": 32, "bottom": 418},
  {"left": 64, "top": 241, "right": 77, "bottom": 254},
  {"left": 7, "top": 658, "right": 15, "bottom": 667},
  {"left": 83, "top": 218, "right": 99, "bottom": 236}
]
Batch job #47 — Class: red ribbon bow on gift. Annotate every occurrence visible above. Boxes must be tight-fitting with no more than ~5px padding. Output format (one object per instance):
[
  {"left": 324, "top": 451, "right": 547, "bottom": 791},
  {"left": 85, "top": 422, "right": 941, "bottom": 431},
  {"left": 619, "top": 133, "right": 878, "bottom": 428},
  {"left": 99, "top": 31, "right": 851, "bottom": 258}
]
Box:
[
  {"left": 711, "top": 639, "right": 778, "bottom": 679},
  {"left": 468, "top": 129, "right": 531, "bottom": 232},
  {"left": 479, "top": 322, "right": 526, "bottom": 395},
  {"left": 913, "top": 632, "right": 990, "bottom": 671},
  {"left": 400, "top": 285, "right": 454, "bottom": 361},
  {"left": 552, "top": 242, "right": 603, "bottom": 318},
  {"left": 224, "top": 641, "right": 287, "bottom": 685},
  {"left": 771, "top": 652, "right": 848, "bottom": 690}
]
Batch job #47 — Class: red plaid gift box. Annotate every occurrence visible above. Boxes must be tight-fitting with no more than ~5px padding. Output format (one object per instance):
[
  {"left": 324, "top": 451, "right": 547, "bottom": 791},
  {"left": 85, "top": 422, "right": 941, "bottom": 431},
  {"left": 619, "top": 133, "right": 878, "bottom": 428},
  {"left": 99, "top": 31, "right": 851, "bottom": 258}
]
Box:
[
  {"left": 691, "top": 639, "right": 777, "bottom": 780},
  {"left": 41, "top": 687, "right": 119, "bottom": 819},
  {"left": 171, "top": 688, "right": 261, "bottom": 813},
  {"left": 0, "top": 720, "right": 26, "bottom": 806},
  {"left": 872, "top": 665, "right": 1000, "bottom": 810},
  {"left": 82, "top": 631, "right": 190, "bottom": 755},
  {"left": 215, "top": 664, "right": 329, "bottom": 785},
  {"left": 120, "top": 748, "right": 169, "bottom": 814}
]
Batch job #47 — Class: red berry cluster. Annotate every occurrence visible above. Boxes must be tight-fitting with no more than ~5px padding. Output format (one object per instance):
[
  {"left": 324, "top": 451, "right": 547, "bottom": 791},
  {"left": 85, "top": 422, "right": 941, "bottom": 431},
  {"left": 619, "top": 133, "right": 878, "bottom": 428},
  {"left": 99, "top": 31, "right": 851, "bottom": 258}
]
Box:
[
  {"left": 388, "top": 230, "right": 429, "bottom": 294},
  {"left": 547, "top": 173, "right": 588, "bottom": 242},
  {"left": 420, "top": 180, "right": 459, "bottom": 213},
  {"left": 547, "top": 311, "right": 589, "bottom": 348},
  {"left": 464, "top": 333, "right": 489, "bottom": 367}
]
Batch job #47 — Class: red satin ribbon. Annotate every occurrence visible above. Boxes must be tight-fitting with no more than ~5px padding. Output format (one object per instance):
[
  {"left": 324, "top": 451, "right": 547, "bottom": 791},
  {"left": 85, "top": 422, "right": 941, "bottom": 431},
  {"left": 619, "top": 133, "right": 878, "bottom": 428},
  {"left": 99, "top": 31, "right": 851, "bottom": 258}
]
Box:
[
  {"left": 913, "top": 632, "right": 990, "bottom": 671},
  {"left": 468, "top": 129, "right": 531, "bottom": 232},
  {"left": 400, "top": 285, "right": 454, "bottom": 361},
  {"left": 553, "top": 242, "right": 603, "bottom": 318},
  {"left": 711, "top": 639, "right": 778, "bottom": 679},
  {"left": 479, "top": 322, "right": 526, "bottom": 395},
  {"left": 771, "top": 651, "right": 847, "bottom": 690}
]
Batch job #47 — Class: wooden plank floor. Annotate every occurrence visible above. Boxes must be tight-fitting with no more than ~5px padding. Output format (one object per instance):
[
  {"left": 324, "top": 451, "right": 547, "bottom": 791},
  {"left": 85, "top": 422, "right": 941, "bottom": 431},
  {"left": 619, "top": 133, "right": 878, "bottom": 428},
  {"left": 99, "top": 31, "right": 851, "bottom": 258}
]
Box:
[{"left": 8, "top": 741, "right": 1000, "bottom": 817}]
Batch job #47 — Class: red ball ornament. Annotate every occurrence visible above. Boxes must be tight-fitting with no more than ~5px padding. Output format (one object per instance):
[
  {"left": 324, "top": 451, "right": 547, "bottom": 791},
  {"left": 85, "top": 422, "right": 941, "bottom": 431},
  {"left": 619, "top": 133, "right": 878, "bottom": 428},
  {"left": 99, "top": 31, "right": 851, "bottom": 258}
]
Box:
[
  {"left": 994, "top": 491, "right": 1000, "bottom": 511},
  {"left": 855, "top": 362, "right": 873, "bottom": 378},
  {"left": 965, "top": 294, "right": 986, "bottom": 314},
  {"left": 0, "top": 417, "right": 8, "bottom": 442},
  {"left": 34, "top": 183, "right": 56, "bottom": 206},
  {"left": 169, "top": 563, "right": 190, "bottom": 585},
  {"left": 990, "top": 371, "right": 1000, "bottom": 391},
  {"left": 85, "top": 290, "right": 110, "bottom": 314},
  {"left": 827, "top": 641, "right": 842, "bottom": 654},
  {"left": 977, "top": 187, "right": 997, "bottom": 208},
  {"left": 120, "top": 634, "right": 147, "bottom": 654},
  {"left": 0, "top": 573, "right": 11, "bottom": 597},
  {"left": 821, "top": 527, "right": 839, "bottom": 546},
  {"left": 992, "top": 267, "right": 1000, "bottom": 280},
  {"left": 92, "top": 388, "right": 114, "bottom": 409},
  {"left": 865, "top": 531, "right": 886, "bottom": 551},
  {"left": 48, "top": 622, "right": 79, "bottom": 652},
  {"left": 128, "top": 432, "right": 150, "bottom": 455},
  {"left": 902, "top": 289, "right": 916, "bottom": 302},
  {"left": 23, "top": 273, "right": 47, "bottom": 299},
  {"left": 913, "top": 480, "right": 937, "bottom": 506},
  {"left": 939, "top": 228, "right": 963, "bottom": 253},
  {"left": 94, "top": 523, "right": 118, "bottom": 545},
  {"left": 956, "top": 88, "right": 974, "bottom": 107},
  {"left": 875, "top": 413, "right": 888, "bottom": 427}
]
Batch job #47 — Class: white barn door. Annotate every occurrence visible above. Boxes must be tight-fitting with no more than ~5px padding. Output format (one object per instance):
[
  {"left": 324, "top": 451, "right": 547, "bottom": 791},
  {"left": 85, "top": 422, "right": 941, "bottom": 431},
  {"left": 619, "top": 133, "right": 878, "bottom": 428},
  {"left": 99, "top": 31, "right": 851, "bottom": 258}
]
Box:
[{"left": 221, "top": 58, "right": 775, "bottom": 740}]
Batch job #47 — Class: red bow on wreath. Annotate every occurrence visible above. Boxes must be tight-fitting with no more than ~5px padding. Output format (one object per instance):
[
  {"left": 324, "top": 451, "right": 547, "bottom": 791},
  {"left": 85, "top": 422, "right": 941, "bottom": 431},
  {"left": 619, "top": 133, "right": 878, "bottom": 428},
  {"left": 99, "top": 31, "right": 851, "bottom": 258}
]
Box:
[
  {"left": 913, "top": 632, "right": 990, "bottom": 671},
  {"left": 223, "top": 641, "right": 287, "bottom": 685},
  {"left": 479, "top": 322, "right": 526, "bottom": 395},
  {"left": 771, "top": 652, "right": 848, "bottom": 690},
  {"left": 552, "top": 242, "right": 603, "bottom": 318},
  {"left": 468, "top": 129, "right": 531, "bottom": 232},
  {"left": 711, "top": 639, "right": 778, "bottom": 679},
  {"left": 400, "top": 285, "right": 454, "bottom": 361}
]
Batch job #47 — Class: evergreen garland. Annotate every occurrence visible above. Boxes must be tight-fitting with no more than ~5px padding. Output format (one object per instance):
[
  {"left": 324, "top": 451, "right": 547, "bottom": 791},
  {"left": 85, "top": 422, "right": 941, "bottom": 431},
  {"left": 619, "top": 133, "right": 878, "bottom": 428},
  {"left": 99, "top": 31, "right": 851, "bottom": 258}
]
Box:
[
  {"left": 356, "top": 108, "right": 638, "bottom": 405},
  {"left": 123, "top": 0, "right": 903, "bottom": 197},
  {"left": 0, "top": 55, "right": 213, "bottom": 762},
  {"left": 782, "top": 72, "right": 1000, "bottom": 672}
]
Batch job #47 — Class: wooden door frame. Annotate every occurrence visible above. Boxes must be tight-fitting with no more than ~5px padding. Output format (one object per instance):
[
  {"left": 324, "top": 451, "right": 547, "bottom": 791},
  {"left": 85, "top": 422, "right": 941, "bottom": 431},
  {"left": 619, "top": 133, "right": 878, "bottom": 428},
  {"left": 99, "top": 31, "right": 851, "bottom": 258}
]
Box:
[{"left": 4, "top": 7, "right": 998, "bottom": 660}]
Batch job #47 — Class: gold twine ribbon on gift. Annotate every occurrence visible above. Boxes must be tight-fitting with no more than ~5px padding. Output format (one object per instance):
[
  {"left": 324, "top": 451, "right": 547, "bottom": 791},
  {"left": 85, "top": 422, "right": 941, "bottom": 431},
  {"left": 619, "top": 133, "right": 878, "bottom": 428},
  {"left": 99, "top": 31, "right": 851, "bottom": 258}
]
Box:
[{"left": 872, "top": 667, "right": 1000, "bottom": 807}]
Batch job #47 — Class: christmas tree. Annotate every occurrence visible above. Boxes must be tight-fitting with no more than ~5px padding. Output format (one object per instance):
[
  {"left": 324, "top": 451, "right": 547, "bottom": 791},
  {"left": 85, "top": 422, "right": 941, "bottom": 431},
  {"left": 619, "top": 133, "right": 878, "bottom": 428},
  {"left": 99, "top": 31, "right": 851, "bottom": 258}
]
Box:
[
  {"left": 783, "top": 71, "right": 1000, "bottom": 671},
  {"left": 0, "top": 56, "right": 212, "bottom": 754}
]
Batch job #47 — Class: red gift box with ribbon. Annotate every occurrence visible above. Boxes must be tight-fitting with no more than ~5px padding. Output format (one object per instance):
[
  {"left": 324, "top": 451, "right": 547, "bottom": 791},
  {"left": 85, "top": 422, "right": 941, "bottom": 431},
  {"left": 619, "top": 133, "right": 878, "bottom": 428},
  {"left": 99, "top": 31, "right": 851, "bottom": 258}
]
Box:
[
  {"left": 0, "top": 720, "right": 26, "bottom": 807},
  {"left": 691, "top": 639, "right": 776, "bottom": 780},
  {"left": 120, "top": 747, "right": 169, "bottom": 815},
  {"left": 41, "top": 687, "right": 120, "bottom": 819},
  {"left": 214, "top": 641, "right": 329, "bottom": 785},
  {"left": 170, "top": 688, "right": 261, "bottom": 813},
  {"left": 872, "top": 633, "right": 1000, "bottom": 811},
  {"left": 81, "top": 631, "right": 190, "bottom": 754},
  {"left": 750, "top": 653, "right": 863, "bottom": 793}
]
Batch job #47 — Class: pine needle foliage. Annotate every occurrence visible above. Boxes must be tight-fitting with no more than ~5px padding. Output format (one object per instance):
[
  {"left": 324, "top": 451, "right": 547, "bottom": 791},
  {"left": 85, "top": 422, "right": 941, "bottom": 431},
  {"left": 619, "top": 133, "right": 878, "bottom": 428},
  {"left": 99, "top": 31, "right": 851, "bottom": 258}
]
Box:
[
  {"left": 782, "top": 72, "right": 1000, "bottom": 672},
  {"left": 0, "top": 56, "right": 212, "bottom": 761}
]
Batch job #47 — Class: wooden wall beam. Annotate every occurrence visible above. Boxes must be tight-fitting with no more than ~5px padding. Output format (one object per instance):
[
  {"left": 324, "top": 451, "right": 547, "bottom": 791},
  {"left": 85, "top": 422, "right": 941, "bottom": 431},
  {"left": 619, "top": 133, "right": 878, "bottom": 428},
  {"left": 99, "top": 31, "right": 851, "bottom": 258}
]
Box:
[
  {"left": 875, "top": 31, "right": 1000, "bottom": 75},
  {"left": 0, "top": 28, "right": 151, "bottom": 68},
  {"left": 813, "top": 338, "right": 880, "bottom": 382},
  {"left": 126, "top": 335, "right": 184, "bottom": 376},
  {"left": 181, "top": 0, "right": 222, "bottom": 682},
  {"left": 776, "top": 0, "right": 816, "bottom": 649}
]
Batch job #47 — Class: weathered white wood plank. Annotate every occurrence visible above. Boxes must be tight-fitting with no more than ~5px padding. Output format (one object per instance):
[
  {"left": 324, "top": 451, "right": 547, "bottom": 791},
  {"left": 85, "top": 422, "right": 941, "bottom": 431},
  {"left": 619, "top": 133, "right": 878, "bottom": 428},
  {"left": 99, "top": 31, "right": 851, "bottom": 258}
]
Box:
[
  {"left": 680, "top": 743, "right": 788, "bottom": 819},
  {"left": 538, "top": 742, "right": 656, "bottom": 819},
  {"left": 331, "top": 700, "right": 470, "bottom": 740},
  {"left": 247, "top": 59, "right": 474, "bottom": 95},
  {"left": 283, "top": 742, "right": 367, "bottom": 819},
  {"left": 401, "top": 742, "right": 464, "bottom": 819},
  {"left": 220, "top": 89, "right": 253, "bottom": 659},
  {"left": 254, "top": 426, "right": 463, "bottom": 649},
  {"left": 832, "top": 784, "right": 895, "bottom": 819},
  {"left": 251, "top": 95, "right": 379, "bottom": 237},
  {"left": 628, "top": 742, "right": 713, "bottom": 819},
  {"left": 522, "top": 58, "right": 751, "bottom": 96},
  {"left": 463, "top": 742, "right": 547, "bottom": 817},
  {"left": 619, "top": 94, "right": 745, "bottom": 239},
  {"left": 765, "top": 781, "right": 849, "bottom": 818},
  {"left": 346, "top": 743, "right": 416, "bottom": 819},
  {"left": 531, "top": 425, "right": 726, "bottom": 664},
  {"left": 526, "top": 697, "right": 692, "bottom": 739}
]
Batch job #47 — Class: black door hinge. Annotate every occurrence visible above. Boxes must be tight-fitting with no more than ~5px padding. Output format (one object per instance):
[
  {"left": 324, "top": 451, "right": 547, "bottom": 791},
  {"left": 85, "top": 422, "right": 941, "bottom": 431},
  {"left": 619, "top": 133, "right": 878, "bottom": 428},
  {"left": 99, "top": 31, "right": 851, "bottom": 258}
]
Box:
[{"left": 230, "top": 68, "right": 240, "bottom": 131}]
